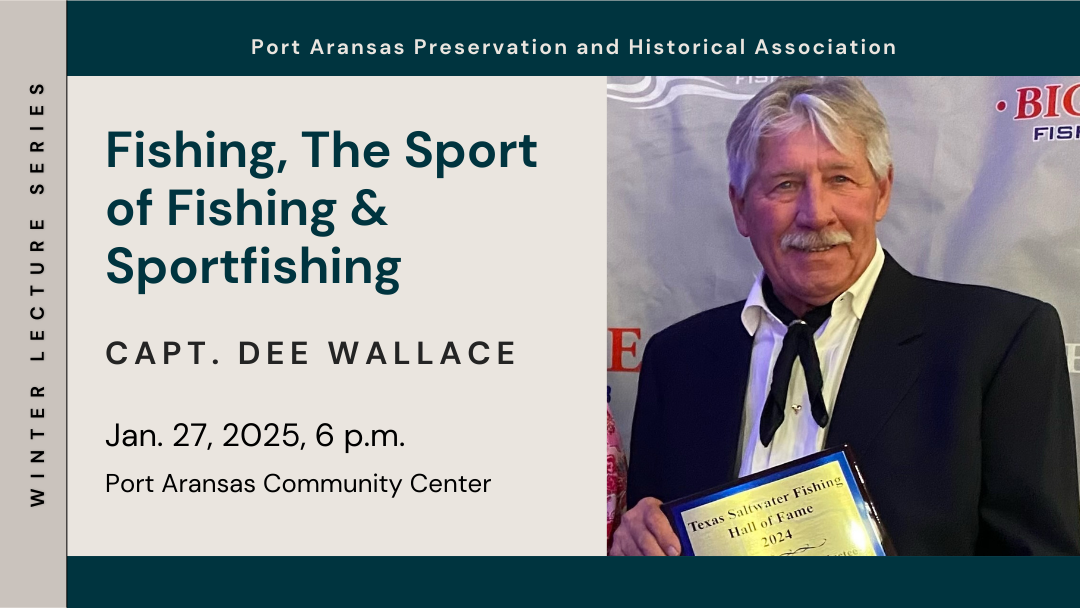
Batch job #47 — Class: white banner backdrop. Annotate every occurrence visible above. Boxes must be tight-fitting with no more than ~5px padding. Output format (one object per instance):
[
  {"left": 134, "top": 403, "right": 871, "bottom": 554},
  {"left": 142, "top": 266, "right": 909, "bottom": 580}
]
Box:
[{"left": 607, "top": 76, "right": 1080, "bottom": 481}]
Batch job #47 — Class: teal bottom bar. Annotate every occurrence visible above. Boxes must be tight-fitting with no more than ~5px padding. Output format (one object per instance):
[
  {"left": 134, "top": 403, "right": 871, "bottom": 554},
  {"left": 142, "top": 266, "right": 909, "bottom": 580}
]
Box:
[{"left": 68, "top": 555, "right": 1058, "bottom": 607}]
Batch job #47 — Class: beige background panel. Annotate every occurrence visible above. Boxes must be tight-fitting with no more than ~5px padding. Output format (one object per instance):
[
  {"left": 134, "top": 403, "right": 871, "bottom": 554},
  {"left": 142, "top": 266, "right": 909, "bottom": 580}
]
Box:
[{"left": 68, "top": 77, "right": 606, "bottom": 555}]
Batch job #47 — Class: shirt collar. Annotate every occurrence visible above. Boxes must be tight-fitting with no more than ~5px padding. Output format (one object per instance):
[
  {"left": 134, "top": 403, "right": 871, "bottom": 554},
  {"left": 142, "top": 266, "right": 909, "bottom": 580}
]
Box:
[{"left": 740, "top": 240, "right": 886, "bottom": 336}]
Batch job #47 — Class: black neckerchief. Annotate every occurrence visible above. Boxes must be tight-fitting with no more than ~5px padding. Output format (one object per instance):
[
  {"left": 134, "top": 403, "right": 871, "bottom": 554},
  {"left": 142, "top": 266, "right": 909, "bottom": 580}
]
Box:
[{"left": 758, "top": 276, "right": 835, "bottom": 447}]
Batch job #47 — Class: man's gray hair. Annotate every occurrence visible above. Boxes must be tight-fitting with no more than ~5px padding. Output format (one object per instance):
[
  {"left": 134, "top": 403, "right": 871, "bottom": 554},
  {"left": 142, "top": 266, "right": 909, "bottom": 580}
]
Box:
[{"left": 726, "top": 76, "right": 892, "bottom": 197}]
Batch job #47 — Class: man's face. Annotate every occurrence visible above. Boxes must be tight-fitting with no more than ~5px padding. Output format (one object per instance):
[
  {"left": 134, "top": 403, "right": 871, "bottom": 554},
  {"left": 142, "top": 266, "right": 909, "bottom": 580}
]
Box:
[{"left": 729, "top": 125, "right": 892, "bottom": 313}]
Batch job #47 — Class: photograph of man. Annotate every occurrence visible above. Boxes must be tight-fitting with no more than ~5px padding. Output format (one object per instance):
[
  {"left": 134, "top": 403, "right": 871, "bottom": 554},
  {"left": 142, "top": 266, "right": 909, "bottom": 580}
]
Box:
[{"left": 609, "top": 77, "right": 1080, "bottom": 556}]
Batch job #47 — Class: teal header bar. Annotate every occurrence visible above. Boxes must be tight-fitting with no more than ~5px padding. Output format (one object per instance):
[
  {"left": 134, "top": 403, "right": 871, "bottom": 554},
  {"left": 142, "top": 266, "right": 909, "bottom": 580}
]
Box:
[{"left": 68, "top": 1, "right": 1078, "bottom": 76}]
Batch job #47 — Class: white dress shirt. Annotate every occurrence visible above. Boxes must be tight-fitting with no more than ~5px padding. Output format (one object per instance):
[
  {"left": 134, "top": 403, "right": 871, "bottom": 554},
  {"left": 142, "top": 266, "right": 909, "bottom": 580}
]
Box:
[{"left": 736, "top": 241, "right": 886, "bottom": 477}]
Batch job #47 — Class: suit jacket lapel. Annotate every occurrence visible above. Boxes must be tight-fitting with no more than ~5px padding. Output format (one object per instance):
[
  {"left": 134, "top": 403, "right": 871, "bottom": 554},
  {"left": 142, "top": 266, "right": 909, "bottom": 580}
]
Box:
[
  {"left": 691, "top": 304, "right": 754, "bottom": 487},
  {"left": 826, "top": 253, "right": 926, "bottom": 457},
  {"left": 717, "top": 321, "right": 753, "bottom": 483}
]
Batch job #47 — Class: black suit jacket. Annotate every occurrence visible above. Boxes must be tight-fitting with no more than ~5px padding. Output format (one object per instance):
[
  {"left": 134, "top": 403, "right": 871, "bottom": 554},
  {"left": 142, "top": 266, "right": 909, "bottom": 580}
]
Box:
[{"left": 627, "top": 253, "right": 1080, "bottom": 555}]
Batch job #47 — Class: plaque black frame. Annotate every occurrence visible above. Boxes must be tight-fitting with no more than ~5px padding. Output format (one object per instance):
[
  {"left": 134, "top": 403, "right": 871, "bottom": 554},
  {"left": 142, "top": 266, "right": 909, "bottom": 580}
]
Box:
[{"left": 661, "top": 445, "right": 895, "bottom": 556}]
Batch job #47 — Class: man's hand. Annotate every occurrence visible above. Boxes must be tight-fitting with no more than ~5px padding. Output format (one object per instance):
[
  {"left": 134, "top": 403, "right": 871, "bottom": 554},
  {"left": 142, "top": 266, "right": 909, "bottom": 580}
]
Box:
[{"left": 609, "top": 497, "right": 682, "bottom": 556}]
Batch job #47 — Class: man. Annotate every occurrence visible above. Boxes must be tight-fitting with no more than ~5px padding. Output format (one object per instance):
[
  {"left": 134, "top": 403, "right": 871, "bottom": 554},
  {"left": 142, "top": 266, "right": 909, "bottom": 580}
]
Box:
[{"left": 610, "top": 76, "right": 1080, "bottom": 556}]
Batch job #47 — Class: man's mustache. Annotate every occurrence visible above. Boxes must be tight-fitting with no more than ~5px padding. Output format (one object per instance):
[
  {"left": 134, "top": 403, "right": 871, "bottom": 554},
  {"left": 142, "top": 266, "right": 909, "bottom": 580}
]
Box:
[{"left": 780, "top": 230, "right": 853, "bottom": 251}]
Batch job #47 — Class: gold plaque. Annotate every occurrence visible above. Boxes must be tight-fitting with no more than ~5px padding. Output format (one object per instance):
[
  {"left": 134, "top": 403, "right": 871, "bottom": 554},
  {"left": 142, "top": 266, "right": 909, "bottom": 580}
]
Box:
[{"left": 662, "top": 446, "right": 891, "bottom": 556}]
